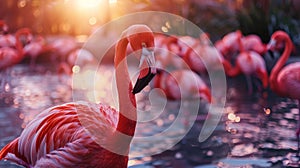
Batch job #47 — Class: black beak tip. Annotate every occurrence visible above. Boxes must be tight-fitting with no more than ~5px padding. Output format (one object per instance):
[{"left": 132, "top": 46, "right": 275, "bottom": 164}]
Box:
[{"left": 132, "top": 69, "right": 156, "bottom": 94}]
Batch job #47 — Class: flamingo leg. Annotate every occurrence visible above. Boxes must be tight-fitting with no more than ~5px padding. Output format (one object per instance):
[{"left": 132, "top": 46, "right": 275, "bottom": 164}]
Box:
[
  {"left": 245, "top": 75, "right": 253, "bottom": 95},
  {"left": 0, "top": 68, "right": 8, "bottom": 93},
  {"left": 297, "top": 99, "right": 300, "bottom": 157}
]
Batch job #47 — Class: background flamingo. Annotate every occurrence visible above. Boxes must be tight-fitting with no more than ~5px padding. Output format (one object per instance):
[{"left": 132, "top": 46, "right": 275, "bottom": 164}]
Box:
[
  {"left": 267, "top": 31, "right": 300, "bottom": 148},
  {"left": 183, "top": 33, "right": 232, "bottom": 75},
  {"left": 0, "top": 28, "right": 31, "bottom": 92},
  {"left": 0, "top": 24, "right": 157, "bottom": 168},
  {"left": 226, "top": 31, "right": 268, "bottom": 94},
  {"left": 241, "top": 34, "right": 267, "bottom": 55},
  {"left": 0, "top": 28, "right": 31, "bottom": 70},
  {"left": 153, "top": 69, "right": 211, "bottom": 102},
  {"left": 153, "top": 69, "right": 211, "bottom": 130},
  {"left": 214, "top": 30, "right": 242, "bottom": 60},
  {"left": 0, "top": 20, "right": 9, "bottom": 34},
  {"left": 23, "top": 35, "right": 53, "bottom": 69},
  {"left": 0, "top": 22, "right": 16, "bottom": 48}
]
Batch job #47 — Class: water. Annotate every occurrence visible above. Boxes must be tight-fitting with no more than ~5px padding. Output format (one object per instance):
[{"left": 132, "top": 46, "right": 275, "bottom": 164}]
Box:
[{"left": 0, "top": 64, "right": 299, "bottom": 167}]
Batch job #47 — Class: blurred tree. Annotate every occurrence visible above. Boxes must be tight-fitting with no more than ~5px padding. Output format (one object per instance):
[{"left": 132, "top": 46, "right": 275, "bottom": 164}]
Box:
[
  {"left": 237, "top": 0, "right": 300, "bottom": 46},
  {"left": 236, "top": 0, "right": 270, "bottom": 42}
]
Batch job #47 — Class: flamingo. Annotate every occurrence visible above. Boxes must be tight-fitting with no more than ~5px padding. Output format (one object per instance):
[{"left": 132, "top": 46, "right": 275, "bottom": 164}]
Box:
[
  {"left": 0, "top": 24, "right": 157, "bottom": 167},
  {"left": 267, "top": 31, "right": 300, "bottom": 144},
  {"left": 153, "top": 69, "right": 211, "bottom": 102},
  {"left": 23, "top": 35, "right": 53, "bottom": 69},
  {"left": 226, "top": 31, "right": 268, "bottom": 93},
  {"left": 241, "top": 34, "right": 267, "bottom": 55},
  {"left": 153, "top": 69, "right": 211, "bottom": 130},
  {"left": 0, "top": 22, "right": 16, "bottom": 48},
  {"left": 154, "top": 34, "right": 185, "bottom": 70},
  {"left": 214, "top": 30, "right": 242, "bottom": 60},
  {"left": 0, "top": 28, "right": 31, "bottom": 91},
  {"left": 183, "top": 33, "right": 232, "bottom": 75},
  {"left": 0, "top": 20, "right": 8, "bottom": 34},
  {"left": 0, "top": 28, "right": 31, "bottom": 69}
]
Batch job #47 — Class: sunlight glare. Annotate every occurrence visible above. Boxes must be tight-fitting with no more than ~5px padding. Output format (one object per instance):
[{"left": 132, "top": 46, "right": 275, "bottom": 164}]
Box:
[
  {"left": 75, "top": 0, "right": 102, "bottom": 8},
  {"left": 109, "top": 0, "right": 117, "bottom": 4}
]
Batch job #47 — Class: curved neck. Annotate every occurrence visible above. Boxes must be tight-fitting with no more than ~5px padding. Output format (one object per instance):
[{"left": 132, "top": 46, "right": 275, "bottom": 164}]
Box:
[
  {"left": 15, "top": 29, "right": 28, "bottom": 57},
  {"left": 238, "top": 33, "right": 245, "bottom": 52},
  {"left": 0, "top": 21, "right": 4, "bottom": 31},
  {"left": 114, "top": 37, "right": 137, "bottom": 137},
  {"left": 270, "top": 35, "right": 293, "bottom": 92},
  {"left": 225, "top": 33, "right": 243, "bottom": 76}
]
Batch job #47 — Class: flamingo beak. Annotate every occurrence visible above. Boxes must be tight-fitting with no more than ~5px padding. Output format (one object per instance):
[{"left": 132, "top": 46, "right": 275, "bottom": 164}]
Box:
[
  {"left": 199, "top": 88, "right": 212, "bottom": 103},
  {"left": 267, "top": 39, "right": 276, "bottom": 59},
  {"left": 132, "top": 47, "right": 156, "bottom": 94},
  {"left": 267, "top": 39, "right": 276, "bottom": 51}
]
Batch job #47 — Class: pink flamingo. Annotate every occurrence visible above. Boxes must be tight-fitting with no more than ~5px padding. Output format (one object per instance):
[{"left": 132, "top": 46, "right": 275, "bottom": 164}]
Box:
[
  {"left": 241, "top": 34, "right": 267, "bottom": 55},
  {"left": 0, "top": 20, "right": 8, "bottom": 34},
  {"left": 153, "top": 69, "right": 211, "bottom": 129},
  {"left": 183, "top": 33, "right": 232, "bottom": 75},
  {"left": 176, "top": 35, "right": 199, "bottom": 56},
  {"left": 0, "top": 28, "right": 31, "bottom": 69},
  {"left": 0, "top": 28, "right": 31, "bottom": 90},
  {"left": 0, "top": 24, "right": 157, "bottom": 167},
  {"left": 226, "top": 32, "right": 268, "bottom": 93},
  {"left": 153, "top": 69, "right": 211, "bottom": 102},
  {"left": 214, "top": 30, "right": 242, "bottom": 59},
  {"left": 0, "top": 23, "right": 16, "bottom": 48},
  {"left": 153, "top": 34, "right": 187, "bottom": 70},
  {"left": 267, "top": 31, "right": 300, "bottom": 142},
  {"left": 23, "top": 35, "right": 53, "bottom": 69}
]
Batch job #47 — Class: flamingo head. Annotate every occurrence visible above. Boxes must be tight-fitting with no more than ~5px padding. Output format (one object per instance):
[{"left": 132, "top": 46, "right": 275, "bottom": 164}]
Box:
[
  {"left": 267, "top": 30, "right": 291, "bottom": 51},
  {"left": 0, "top": 20, "right": 9, "bottom": 34},
  {"left": 16, "top": 28, "right": 32, "bottom": 44},
  {"left": 125, "top": 25, "right": 156, "bottom": 94},
  {"left": 199, "top": 88, "right": 212, "bottom": 103}
]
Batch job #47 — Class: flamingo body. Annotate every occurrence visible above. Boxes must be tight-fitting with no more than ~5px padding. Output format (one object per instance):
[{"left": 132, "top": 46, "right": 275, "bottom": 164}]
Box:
[
  {"left": 276, "top": 62, "right": 300, "bottom": 98},
  {"left": 0, "top": 47, "right": 20, "bottom": 69},
  {"left": 236, "top": 51, "right": 266, "bottom": 76},
  {"left": 154, "top": 70, "right": 211, "bottom": 102},
  {"left": 215, "top": 30, "right": 241, "bottom": 57},
  {"left": 0, "top": 102, "right": 126, "bottom": 168},
  {"left": 155, "top": 35, "right": 187, "bottom": 70},
  {"left": 0, "top": 34, "right": 16, "bottom": 48},
  {"left": 184, "top": 37, "right": 230, "bottom": 74},
  {"left": 242, "top": 35, "right": 266, "bottom": 55}
]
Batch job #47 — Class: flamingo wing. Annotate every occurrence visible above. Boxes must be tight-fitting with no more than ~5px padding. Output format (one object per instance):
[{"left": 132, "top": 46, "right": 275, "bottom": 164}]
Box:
[
  {"left": 0, "top": 47, "right": 19, "bottom": 69},
  {"left": 277, "top": 62, "right": 300, "bottom": 99},
  {"left": 1, "top": 101, "right": 119, "bottom": 167}
]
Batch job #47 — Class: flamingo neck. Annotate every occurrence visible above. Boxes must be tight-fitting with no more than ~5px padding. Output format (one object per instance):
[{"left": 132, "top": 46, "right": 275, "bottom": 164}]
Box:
[
  {"left": 238, "top": 33, "right": 245, "bottom": 52},
  {"left": 114, "top": 37, "right": 137, "bottom": 137},
  {"left": 15, "top": 29, "right": 27, "bottom": 57},
  {"left": 225, "top": 31, "right": 244, "bottom": 76},
  {"left": 270, "top": 34, "right": 293, "bottom": 93}
]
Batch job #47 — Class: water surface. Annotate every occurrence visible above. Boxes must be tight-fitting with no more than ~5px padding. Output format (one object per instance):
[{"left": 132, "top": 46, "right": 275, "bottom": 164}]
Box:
[{"left": 0, "top": 64, "right": 299, "bottom": 168}]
